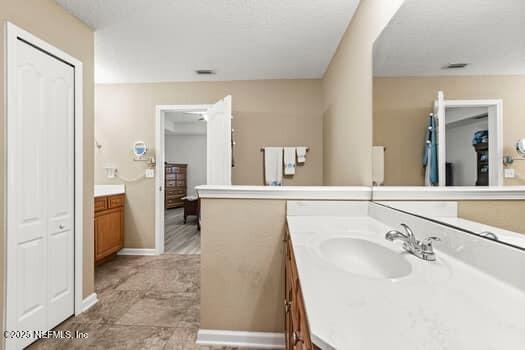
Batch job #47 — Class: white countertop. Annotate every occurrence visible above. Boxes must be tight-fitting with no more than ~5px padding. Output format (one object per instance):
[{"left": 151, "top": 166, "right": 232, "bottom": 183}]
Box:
[
  {"left": 287, "top": 214, "right": 525, "bottom": 350},
  {"left": 94, "top": 184, "right": 125, "bottom": 198},
  {"left": 195, "top": 185, "right": 371, "bottom": 200}
]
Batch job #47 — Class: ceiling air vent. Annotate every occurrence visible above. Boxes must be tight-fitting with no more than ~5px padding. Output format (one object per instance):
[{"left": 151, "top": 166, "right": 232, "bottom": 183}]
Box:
[
  {"left": 443, "top": 63, "right": 469, "bottom": 70},
  {"left": 195, "top": 69, "right": 216, "bottom": 75}
]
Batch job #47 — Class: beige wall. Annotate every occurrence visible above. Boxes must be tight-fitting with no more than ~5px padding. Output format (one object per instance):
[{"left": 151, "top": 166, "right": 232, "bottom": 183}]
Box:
[
  {"left": 458, "top": 201, "right": 525, "bottom": 236},
  {"left": 321, "top": 0, "right": 405, "bottom": 186},
  {"left": 374, "top": 75, "right": 525, "bottom": 186},
  {"left": 200, "top": 199, "right": 285, "bottom": 332},
  {"left": 95, "top": 80, "right": 323, "bottom": 249},
  {"left": 0, "top": 0, "right": 94, "bottom": 347}
]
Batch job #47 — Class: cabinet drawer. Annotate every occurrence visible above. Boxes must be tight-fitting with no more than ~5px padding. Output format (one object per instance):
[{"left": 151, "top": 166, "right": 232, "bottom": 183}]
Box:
[
  {"left": 94, "top": 197, "right": 107, "bottom": 212},
  {"left": 166, "top": 198, "right": 183, "bottom": 206},
  {"left": 108, "top": 194, "right": 125, "bottom": 208},
  {"left": 166, "top": 189, "right": 185, "bottom": 196}
]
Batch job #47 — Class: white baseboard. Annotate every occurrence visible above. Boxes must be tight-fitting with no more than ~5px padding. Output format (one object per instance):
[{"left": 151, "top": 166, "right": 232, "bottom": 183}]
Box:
[
  {"left": 117, "top": 248, "right": 158, "bottom": 256},
  {"left": 81, "top": 293, "right": 98, "bottom": 312},
  {"left": 196, "top": 329, "right": 285, "bottom": 349}
]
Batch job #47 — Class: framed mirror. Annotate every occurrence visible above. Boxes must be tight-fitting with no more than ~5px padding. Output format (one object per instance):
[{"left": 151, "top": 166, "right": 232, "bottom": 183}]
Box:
[{"left": 371, "top": 0, "right": 525, "bottom": 249}]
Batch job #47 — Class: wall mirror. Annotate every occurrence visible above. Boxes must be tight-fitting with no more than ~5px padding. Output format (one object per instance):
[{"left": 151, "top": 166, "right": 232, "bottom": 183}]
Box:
[{"left": 371, "top": 0, "right": 525, "bottom": 249}]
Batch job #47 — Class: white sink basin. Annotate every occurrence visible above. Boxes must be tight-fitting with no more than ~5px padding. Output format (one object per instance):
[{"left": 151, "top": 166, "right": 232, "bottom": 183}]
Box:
[{"left": 318, "top": 237, "right": 412, "bottom": 279}]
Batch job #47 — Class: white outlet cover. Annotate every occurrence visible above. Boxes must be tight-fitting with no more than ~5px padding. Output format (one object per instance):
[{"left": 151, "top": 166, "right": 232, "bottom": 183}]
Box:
[
  {"left": 145, "top": 169, "right": 155, "bottom": 178},
  {"left": 504, "top": 168, "right": 515, "bottom": 178}
]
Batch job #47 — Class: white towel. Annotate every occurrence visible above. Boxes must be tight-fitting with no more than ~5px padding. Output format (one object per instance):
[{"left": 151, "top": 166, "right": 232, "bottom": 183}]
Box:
[
  {"left": 372, "top": 146, "right": 385, "bottom": 186},
  {"left": 264, "top": 147, "right": 283, "bottom": 186},
  {"left": 296, "top": 146, "right": 308, "bottom": 163},
  {"left": 283, "top": 147, "right": 296, "bottom": 175}
]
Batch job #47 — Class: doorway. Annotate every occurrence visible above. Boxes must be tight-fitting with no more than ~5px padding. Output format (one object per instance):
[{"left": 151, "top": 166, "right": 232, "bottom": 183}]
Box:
[
  {"left": 5, "top": 23, "right": 84, "bottom": 350},
  {"left": 434, "top": 91, "right": 503, "bottom": 186},
  {"left": 164, "top": 110, "right": 208, "bottom": 253},
  {"left": 154, "top": 97, "right": 232, "bottom": 254},
  {"left": 445, "top": 107, "right": 489, "bottom": 186}
]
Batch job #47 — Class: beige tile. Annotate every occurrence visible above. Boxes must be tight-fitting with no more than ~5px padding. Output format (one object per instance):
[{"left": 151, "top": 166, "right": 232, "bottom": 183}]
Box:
[
  {"left": 140, "top": 255, "right": 200, "bottom": 272},
  {"left": 88, "top": 325, "right": 173, "bottom": 350},
  {"left": 116, "top": 291, "right": 199, "bottom": 329},
  {"left": 149, "top": 268, "right": 199, "bottom": 294},
  {"left": 115, "top": 269, "right": 168, "bottom": 291},
  {"left": 74, "top": 290, "right": 143, "bottom": 324},
  {"left": 27, "top": 322, "right": 107, "bottom": 350}
]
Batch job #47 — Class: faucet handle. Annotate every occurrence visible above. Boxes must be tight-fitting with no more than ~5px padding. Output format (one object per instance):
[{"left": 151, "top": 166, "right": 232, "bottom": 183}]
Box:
[
  {"left": 421, "top": 236, "right": 441, "bottom": 251},
  {"left": 400, "top": 224, "right": 416, "bottom": 244}
]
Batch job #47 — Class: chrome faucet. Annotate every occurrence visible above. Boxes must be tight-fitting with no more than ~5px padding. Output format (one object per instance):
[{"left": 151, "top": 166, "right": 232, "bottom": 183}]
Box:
[{"left": 385, "top": 224, "right": 440, "bottom": 261}]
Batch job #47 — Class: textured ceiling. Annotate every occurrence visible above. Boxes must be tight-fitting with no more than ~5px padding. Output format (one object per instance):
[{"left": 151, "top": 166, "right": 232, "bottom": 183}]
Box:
[
  {"left": 374, "top": 0, "right": 525, "bottom": 76},
  {"left": 55, "top": 0, "right": 359, "bottom": 83}
]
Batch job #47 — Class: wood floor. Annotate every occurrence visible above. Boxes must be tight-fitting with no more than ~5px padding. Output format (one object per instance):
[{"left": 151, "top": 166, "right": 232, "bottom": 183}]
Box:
[{"left": 164, "top": 207, "right": 200, "bottom": 254}]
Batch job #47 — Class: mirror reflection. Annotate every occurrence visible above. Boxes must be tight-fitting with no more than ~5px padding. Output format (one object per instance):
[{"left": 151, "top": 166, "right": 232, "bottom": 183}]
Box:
[
  {"left": 372, "top": 0, "right": 525, "bottom": 187},
  {"left": 372, "top": 0, "right": 525, "bottom": 250},
  {"left": 375, "top": 201, "right": 525, "bottom": 250}
]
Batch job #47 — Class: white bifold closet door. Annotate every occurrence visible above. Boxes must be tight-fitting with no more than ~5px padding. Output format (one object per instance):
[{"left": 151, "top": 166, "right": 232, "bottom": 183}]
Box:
[{"left": 7, "top": 38, "right": 75, "bottom": 349}]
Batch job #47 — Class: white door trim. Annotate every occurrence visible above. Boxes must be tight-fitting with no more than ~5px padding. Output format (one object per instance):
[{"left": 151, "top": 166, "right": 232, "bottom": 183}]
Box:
[
  {"left": 436, "top": 91, "right": 503, "bottom": 186},
  {"left": 5, "top": 21, "right": 84, "bottom": 329},
  {"left": 154, "top": 104, "right": 211, "bottom": 255}
]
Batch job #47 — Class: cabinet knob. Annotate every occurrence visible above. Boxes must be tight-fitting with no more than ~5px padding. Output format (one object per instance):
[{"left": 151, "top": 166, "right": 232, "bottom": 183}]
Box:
[
  {"left": 59, "top": 224, "right": 65, "bottom": 230},
  {"left": 292, "top": 331, "right": 303, "bottom": 345}
]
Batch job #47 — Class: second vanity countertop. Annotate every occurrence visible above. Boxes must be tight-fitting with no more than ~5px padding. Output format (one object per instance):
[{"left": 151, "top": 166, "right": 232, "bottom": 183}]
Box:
[
  {"left": 94, "top": 184, "right": 126, "bottom": 198},
  {"left": 287, "top": 203, "right": 525, "bottom": 350}
]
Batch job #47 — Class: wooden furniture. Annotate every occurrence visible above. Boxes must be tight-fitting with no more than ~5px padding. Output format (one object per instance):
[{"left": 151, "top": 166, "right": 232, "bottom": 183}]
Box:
[
  {"left": 183, "top": 197, "right": 200, "bottom": 229},
  {"left": 94, "top": 194, "right": 125, "bottom": 264},
  {"left": 165, "top": 163, "right": 187, "bottom": 209},
  {"left": 284, "top": 227, "right": 319, "bottom": 350},
  {"left": 474, "top": 143, "right": 489, "bottom": 186}
]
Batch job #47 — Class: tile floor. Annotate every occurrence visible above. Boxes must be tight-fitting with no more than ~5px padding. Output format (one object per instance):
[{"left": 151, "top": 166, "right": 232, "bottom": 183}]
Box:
[{"left": 28, "top": 254, "right": 260, "bottom": 350}]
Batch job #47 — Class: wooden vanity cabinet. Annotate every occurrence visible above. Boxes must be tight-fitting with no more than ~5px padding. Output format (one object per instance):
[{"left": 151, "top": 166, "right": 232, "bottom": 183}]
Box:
[
  {"left": 284, "top": 227, "right": 320, "bottom": 350},
  {"left": 94, "top": 194, "right": 125, "bottom": 264}
]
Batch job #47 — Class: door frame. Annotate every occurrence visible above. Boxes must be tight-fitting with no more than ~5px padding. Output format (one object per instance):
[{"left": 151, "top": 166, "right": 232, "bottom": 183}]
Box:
[
  {"left": 154, "top": 104, "right": 211, "bottom": 255},
  {"left": 436, "top": 91, "right": 503, "bottom": 186},
  {"left": 4, "top": 21, "right": 84, "bottom": 326}
]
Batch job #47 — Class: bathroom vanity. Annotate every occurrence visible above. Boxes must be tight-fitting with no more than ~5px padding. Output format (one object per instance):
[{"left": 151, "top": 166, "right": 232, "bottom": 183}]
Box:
[
  {"left": 284, "top": 228, "right": 318, "bottom": 350},
  {"left": 94, "top": 185, "right": 126, "bottom": 264},
  {"left": 285, "top": 201, "right": 525, "bottom": 350}
]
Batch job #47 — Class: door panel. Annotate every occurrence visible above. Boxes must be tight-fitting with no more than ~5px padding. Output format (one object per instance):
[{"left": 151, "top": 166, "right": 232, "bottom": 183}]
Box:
[
  {"left": 47, "top": 229, "right": 74, "bottom": 328},
  {"left": 15, "top": 63, "right": 46, "bottom": 238},
  {"left": 16, "top": 238, "right": 46, "bottom": 324},
  {"left": 206, "top": 96, "right": 232, "bottom": 185}
]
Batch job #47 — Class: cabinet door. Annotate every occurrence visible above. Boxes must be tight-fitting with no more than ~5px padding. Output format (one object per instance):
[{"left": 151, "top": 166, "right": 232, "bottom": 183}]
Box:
[{"left": 95, "top": 209, "right": 123, "bottom": 261}]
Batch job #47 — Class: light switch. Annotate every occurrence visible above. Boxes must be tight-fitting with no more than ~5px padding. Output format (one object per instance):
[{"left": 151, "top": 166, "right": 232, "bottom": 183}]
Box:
[
  {"left": 504, "top": 168, "right": 515, "bottom": 178},
  {"left": 145, "top": 168, "right": 155, "bottom": 178}
]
